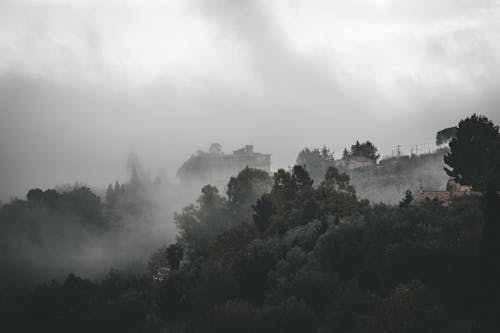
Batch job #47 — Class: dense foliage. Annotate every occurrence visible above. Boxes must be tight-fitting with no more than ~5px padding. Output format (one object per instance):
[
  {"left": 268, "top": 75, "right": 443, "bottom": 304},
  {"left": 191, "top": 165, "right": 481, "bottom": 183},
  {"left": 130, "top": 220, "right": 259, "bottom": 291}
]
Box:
[
  {"left": 436, "top": 126, "right": 458, "bottom": 146},
  {"left": 1, "top": 115, "right": 498, "bottom": 332},
  {"left": 444, "top": 114, "right": 500, "bottom": 191},
  {"left": 350, "top": 140, "right": 380, "bottom": 161},
  {"left": 2, "top": 164, "right": 487, "bottom": 332}
]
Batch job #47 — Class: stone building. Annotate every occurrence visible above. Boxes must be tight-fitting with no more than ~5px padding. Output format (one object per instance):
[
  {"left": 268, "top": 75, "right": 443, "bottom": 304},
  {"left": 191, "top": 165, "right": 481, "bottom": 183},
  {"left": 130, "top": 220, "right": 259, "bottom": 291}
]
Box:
[
  {"left": 177, "top": 144, "right": 271, "bottom": 184},
  {"left": 412, "top": 178, "right": 480, "bottom": 206}
]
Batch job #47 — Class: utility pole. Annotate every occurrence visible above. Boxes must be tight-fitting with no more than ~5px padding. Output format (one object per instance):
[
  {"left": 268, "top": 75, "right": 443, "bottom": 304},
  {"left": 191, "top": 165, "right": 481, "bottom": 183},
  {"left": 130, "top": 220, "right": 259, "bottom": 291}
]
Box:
[{"left": 397, "top": 145, "right": 402, "bottom": 157}]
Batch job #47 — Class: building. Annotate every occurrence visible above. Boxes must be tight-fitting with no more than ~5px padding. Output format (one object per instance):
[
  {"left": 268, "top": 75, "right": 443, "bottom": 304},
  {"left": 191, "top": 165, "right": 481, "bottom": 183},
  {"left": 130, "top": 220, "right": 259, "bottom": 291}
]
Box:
[
  {"left": 227, "top": 145, "right": 271, "bottom": 172},
  {"left": 335, "top": 155, "right": 376, "bottom": 170},
  {"left": 177, "top": 144, "right": 271, "bottom": 184},
  {"left": 412, "top": 178, "right": 480, "bottom": 206}
]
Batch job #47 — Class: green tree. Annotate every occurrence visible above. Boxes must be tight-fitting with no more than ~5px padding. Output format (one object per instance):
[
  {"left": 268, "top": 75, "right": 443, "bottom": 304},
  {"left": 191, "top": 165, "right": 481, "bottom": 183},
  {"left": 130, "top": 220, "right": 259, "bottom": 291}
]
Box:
[
  {"left": 436, "top": 126, "right": 457, "bottom": 146},
  {"left": 175, "top": 185, "right": 229, "bottom": 259},
  {"left": 399, "top": 189, "right": 414, "bottom": 208},
  {"left": 252, "top": 193, "right": 276, "bottom": 232},
  {"left": 296, "top": 147, "right": 335, "bottom": 183},
  {"left": 444, "top": 114, "right": 500, "bottom": 191},
  {"left": 166, "top": 243, "right": 184, "bottom": 270},
  {"left": 26, "top": 188, "right": 44, "bottom": 204},
  {"left": 350, "top": 140, "right": 380, "bottom": 161},
  {"left": 444, "top": 114, "right": 500, "bottom": 331},
  {"left": 227, "top": 167, "right": 272, "bottom": 224}
]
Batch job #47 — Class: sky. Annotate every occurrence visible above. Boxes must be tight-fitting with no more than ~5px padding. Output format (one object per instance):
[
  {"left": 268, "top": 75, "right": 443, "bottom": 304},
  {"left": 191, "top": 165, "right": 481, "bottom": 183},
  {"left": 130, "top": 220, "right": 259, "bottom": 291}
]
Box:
[{"left": 1, "top": 0, "right": 500, "bottom": 201}]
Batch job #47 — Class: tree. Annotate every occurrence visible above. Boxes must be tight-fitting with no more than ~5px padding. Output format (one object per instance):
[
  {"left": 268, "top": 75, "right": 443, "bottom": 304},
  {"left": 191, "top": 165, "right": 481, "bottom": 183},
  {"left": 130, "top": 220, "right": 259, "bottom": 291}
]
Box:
[
  {"left": 175, "top": 185, "right": 229, "bottom": 259},
  {"left": 26, "top": 188, "right": 44, "bottom": 204},
  {"left": 399, "top": 189, "right": 414, "bottom": 208},
  {"left": 271, "top": 166, "right": 313, "bottom": 211},
  {"left": 166, "top": 243, "right": 184, "bottom": 270},
  {"left": 227, "top": 167, "right": 272, "bottom": 224},
  {"left": 209, "top": 143, "right": 223, "bottom": 155},
  {"left": 436, "top": 126, "right": 457, "bottom": 146},
  {"left": 148, "top": 245, "right": 168, "bottom": 275},
  {"left": 444, "top": 114, "right": 500, "bottom": 331},
  {"left": 342, "top": 148, "right": 349, "bottom": 160},
  {"left": 252, "top": 193, "right": 275, "bottom": 232},
  {"left": 105, "top": 184, "right": 115, "bottom": 205},
  {"left": 444, "top": 114, "right": 500, "bottom": 191},
  {"left": 296, "top": 147, "right": 335, "bottom": 183},
  {"left": 350, "top": 140, "right": 380, "bottom": 161}
]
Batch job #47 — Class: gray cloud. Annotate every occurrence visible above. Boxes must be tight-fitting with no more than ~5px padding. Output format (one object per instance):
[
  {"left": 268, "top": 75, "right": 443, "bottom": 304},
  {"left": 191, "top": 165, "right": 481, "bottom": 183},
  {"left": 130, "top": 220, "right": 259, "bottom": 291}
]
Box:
[{"left": 0, "top": 0, "right": 499, "bottom": 201}]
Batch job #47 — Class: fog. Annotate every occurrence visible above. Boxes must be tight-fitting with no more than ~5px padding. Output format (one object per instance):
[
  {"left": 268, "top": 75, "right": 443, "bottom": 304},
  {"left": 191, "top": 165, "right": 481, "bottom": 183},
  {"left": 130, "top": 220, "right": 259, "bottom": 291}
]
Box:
[
  {"left": 0, "top": 0, "right": 500, "bottom": 284},
  {"left": 1, "top": 0, "right": 500, "bottom": 202}
]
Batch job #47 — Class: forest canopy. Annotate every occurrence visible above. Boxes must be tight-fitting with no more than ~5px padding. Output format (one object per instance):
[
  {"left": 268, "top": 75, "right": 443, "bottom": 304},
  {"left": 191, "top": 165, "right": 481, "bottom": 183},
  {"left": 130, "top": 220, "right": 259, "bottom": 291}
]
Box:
[{"left": 1, "top": 115, "right": 499, "bottom": 333}]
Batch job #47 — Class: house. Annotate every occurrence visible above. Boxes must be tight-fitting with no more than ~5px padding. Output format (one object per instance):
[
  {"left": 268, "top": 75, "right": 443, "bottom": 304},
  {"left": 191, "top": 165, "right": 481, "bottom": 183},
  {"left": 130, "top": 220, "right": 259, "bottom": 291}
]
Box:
[
  {"left": 226, "top": 145, "right": 271, "bottom": 172},
  {"left": 412, "top": 178, "right": 480, "bottom": 206},
  {"left": 336, "top": 155, "right": 376, "bottom": 170},
  {"left": 177, "top": 144, "right": 271, "bottom": 184}
]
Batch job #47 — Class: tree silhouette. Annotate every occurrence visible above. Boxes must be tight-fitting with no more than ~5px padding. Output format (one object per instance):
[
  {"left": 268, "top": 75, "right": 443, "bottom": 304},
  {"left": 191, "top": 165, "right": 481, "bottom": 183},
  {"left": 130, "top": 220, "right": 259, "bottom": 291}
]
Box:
[
  {"left": 350, "top": 140, "right": 380, "bottom": 161},
  {"left": 444, "top": 114, "right": 500, "bottom": 191},
  {"left": 435, "top": 126, "right": 457, "bottom": 146},
  {"left": 399, "top": 189, "right": 414, "bottom": 208},
  {"left": 444, "top": 114, "right": 500, "bottom": 331}
]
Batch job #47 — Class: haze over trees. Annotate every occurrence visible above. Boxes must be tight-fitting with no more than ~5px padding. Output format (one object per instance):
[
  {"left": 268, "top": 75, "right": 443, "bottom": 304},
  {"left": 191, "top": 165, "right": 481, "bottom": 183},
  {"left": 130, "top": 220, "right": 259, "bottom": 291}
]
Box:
[
  {"left": 296, "top": 146, "right": 335, "bottom": 184},
  {"left": 0, "top": 115, "right": 499, "bottom": 332},
  {"left": 0, "top": 155, "right": 178, "bottom": 289}
]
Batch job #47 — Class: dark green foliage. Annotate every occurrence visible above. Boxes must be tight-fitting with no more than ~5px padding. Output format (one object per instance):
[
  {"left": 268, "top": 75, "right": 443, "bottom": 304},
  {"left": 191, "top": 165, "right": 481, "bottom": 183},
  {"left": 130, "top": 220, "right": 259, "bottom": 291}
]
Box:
[
  {"left": 227, "top": 167, "right": 272, "bottom": 224},
  {"left": 444, "top": 115, "right": 500, "bottom": 330},
  {"left": 444, "top": 114, "right": 500, "bottom": 191},
  {"left": 151, "top": 161, "right": 482, "bottom": 332},
  {"left": 400, "top": 189, "right": 414, "bottom": 208},
  {"left": 252, "top": 193, "right": 275, "bottom": 232},
  {"left": 259, "top": 297, "right": 318, "bottom": 333},
  {"left": 0, "top": 165, "right": 486, "bottom": 333},
  {"left": 148, "top": 245, "right": 167, "bottom": 274},
  {"left": 1, "top": 271, "right": 158, "bottom": 333},
  {"left": 1, "top": 115, "right": 497, "bottom": 332},
  {"left": 351, "top": 140, "right": 380, "bottom": 161},
  {"left": 23, "top": 186, "right": 102, "bottom": 221},
  {"left": 376, "top": 280, "right": 455, "bottom": 333},
  {"left": 26, "top": 188, "right": 44, "bottom": 203},
  {"left": 192, "top": 300, "right": 258, "bottom": 333},
  {"left": 155, "top": 270, "right": 196, "bottom": 322},
  {"left": 436, "top": 126, "right": 458, "bottom": 146},
  {"left": 175, "top": 185, "right": 229, "bottom": 260},
  {"left": 166, "top": 243, "right": 184, "bottom": 270}
]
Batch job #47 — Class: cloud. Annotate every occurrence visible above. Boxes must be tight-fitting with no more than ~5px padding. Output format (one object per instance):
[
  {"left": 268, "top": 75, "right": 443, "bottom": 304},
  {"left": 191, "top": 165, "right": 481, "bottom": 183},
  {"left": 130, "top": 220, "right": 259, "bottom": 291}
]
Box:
[{"left": 0, "top": 0, "right": 499, "bottom": 201}]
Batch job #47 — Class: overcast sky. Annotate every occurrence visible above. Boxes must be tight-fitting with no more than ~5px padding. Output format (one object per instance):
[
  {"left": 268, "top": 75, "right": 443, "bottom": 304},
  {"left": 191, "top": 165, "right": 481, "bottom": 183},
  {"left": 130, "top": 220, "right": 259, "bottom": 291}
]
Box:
[{"left": 1, "top": 0, "right": 500, "bottom": 201}]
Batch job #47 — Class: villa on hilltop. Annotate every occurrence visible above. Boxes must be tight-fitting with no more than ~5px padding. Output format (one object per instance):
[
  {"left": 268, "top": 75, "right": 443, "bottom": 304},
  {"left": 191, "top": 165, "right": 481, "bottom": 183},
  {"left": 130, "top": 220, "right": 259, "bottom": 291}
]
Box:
[{"left": 177, "top": 143, "right": 271, "bottom": 183}]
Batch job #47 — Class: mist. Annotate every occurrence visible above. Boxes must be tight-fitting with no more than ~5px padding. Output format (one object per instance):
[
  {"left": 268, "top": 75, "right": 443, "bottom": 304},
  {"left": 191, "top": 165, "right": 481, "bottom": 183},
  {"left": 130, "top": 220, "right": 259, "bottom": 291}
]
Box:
[
  {"left": 2, "top": 2, "right": 500, "bottom": 331},
  {"left": 1, "top": 0, "right": 500, "bottom": 285},
  {"left": 1, "top": 0, "right": 500, "bottom": 202}
]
